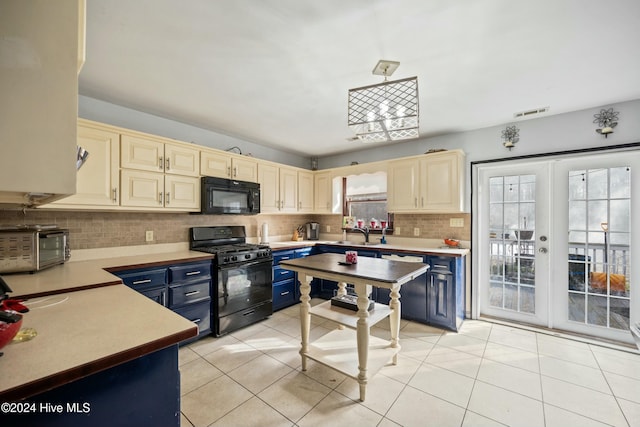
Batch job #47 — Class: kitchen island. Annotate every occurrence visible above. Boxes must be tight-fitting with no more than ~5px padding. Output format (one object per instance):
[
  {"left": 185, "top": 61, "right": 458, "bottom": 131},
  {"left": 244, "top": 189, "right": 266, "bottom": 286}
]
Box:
[
  {"left": 0, "top": 250, "right": 212, "bottom": 427},
  {"left": 279, "top": 253, "right": 428, "bottom": 402}
]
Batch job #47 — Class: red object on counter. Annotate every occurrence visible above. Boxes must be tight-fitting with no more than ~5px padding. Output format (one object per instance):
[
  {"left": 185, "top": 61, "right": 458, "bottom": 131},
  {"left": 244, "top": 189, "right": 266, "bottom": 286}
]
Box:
[
  {"left": 1, "top": 299, "right": 29, "bottom": 313},
  {"left": 0, "top": 315, "right": 22, "bottom": 350}
]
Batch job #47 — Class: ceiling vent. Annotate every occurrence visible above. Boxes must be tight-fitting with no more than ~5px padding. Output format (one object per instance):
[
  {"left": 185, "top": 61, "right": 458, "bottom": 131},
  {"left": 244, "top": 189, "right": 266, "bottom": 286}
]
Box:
[{"left": 514, "top": 107, "right": 549, "bottom": 119}]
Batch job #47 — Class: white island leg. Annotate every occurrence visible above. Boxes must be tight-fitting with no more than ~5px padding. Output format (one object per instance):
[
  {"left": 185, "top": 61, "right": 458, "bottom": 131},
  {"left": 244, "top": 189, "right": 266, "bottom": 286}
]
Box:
[
  {"left": 299, "top": 273, "right": 313, "bottom": 371},
  {"left": 388, "top": 283, "right": 402, "bottom": 365},
  {"left": 355, "top": 282, "right": 372, "bottom": 402}
]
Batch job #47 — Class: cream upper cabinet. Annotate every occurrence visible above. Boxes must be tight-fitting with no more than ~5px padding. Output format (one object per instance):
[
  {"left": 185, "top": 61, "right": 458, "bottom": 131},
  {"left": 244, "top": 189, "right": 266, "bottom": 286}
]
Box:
[
  {"left": 258, "top": 163, "right": 280, "bottom": 213},
  {"left": 201, "top": 150, "right": 258, "bottom": 182},
  {"left": 387, "top": 158, "right": 419, "bottom": 211},
  {"left": 388, "top": 150, "right": 464, "bottom": 213},
  {"left": 48, "top": 121, "right": 120, "bottom": 208},
  {"left": 298, "top": 170, "right": 314, "bottom": 213},
  {"left": 279, "top": 167, "right": 299, "bottom": 213},
  {"left": 258, "top": 163, "right": 301, "bottom": 213},
  {"left": 120, "top": 170, "right": 199, "bottom": 210},
  {"left": 233, "top": 156, "right": 259, "bottom": 182},
  {"left": 314, "top": 171, "right": 333, "bottom": 213},
  {"left": 121, "top": 134, "right": 198, "bottom": 177},
  {"left": 419, "top": 150, "right": 464, "bottom": 212},
  {"left": 164, "top": 144, "right": 199, "bottom": 177}
]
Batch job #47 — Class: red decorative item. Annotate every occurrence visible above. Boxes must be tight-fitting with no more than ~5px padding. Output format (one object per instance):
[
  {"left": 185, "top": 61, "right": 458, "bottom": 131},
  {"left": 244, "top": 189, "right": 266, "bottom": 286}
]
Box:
[{"left": 0, "top": 314, "right": 23, "bottom": 350}]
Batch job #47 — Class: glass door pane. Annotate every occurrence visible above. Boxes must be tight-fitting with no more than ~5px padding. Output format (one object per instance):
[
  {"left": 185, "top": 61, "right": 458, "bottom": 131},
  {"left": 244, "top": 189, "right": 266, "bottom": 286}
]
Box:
[
  {"left": 567, "top": 167, "right": 631, "bottom": 330},
  {"left": 488, "top": 174, "right": 537, "bottom": 314}
]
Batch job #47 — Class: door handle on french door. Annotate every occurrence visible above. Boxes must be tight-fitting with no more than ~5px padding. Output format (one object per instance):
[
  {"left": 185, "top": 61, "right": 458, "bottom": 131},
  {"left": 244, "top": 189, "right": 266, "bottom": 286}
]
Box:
[
  {"left": 539, "top": 235, "right": 547, "bottom": 241},
  {"left": 538, "top": 247, "right": 548, "bottom": 253}
]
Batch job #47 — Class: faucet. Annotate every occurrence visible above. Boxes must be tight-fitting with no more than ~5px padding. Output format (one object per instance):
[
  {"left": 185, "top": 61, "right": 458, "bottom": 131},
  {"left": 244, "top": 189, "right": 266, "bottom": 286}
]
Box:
[{"left": 352, "top": 226, "right": 370, "bottom": 243}]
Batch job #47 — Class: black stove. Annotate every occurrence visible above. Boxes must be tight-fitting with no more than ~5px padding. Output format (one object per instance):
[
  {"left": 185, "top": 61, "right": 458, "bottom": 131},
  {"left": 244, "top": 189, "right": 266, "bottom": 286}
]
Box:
[
  {"left": 189, "top": 226, "right": 273, "bottom": 336},
  {"left": 190, "top": 226, "right": 272, "bottom": 266}
]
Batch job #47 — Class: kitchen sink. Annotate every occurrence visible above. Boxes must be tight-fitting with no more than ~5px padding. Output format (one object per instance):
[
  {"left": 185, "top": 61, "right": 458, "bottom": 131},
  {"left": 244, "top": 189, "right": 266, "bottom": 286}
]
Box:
[{"left": 328, "top": 241, "right": 379, "bottom": 246}]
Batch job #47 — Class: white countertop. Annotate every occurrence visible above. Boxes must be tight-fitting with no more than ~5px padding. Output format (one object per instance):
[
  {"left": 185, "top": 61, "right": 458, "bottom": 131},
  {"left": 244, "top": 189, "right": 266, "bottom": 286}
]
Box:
[
  {"left": 0, "top": 250, "right": 213, "bottom": 400},
  {"left": 268, "top": 239, "right": 469, "bottom": 256}
]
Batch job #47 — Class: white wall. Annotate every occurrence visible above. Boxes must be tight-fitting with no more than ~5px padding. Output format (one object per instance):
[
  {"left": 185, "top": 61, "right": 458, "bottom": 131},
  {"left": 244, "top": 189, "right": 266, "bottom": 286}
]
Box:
[
  {"left": 79, "top": 95, "right": 312, "bottom": 169},
  {"left": 320, "top": 99, "right": 640, "bottom": 168}
]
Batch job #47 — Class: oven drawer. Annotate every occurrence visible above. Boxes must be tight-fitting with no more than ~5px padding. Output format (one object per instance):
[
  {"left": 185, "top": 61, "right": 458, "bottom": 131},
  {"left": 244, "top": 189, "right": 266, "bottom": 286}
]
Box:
[
  {"left": 169, "top": 279, "right": 211, "bottom": 308},
  {"left": 217, "top": 301, "right": 272, "bottom": 336},
  {"left": 273, "top": 265, "right": 294, "bottom": 282},
  {"left": 174, "top": 298, "right": 211, "bottom": 337},
  {"left": 169, "top": 261, "right": 212, "bottom": 283}
]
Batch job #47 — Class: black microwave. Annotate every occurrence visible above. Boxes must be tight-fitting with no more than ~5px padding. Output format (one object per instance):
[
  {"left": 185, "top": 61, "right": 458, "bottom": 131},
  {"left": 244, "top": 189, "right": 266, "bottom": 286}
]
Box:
[{"left": 200, "top": 176, "right": 260, "bottom": 215}]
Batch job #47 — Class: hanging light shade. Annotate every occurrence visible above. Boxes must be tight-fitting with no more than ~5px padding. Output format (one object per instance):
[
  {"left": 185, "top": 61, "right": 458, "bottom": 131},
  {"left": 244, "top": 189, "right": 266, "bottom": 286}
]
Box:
[{"left": 348, "top": 61, "right": 419, "bottom": 143}]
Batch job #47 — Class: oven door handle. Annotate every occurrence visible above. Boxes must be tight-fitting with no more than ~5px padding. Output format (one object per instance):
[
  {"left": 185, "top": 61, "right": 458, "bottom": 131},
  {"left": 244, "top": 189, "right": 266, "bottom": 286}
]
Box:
[{"left": 218, "top": 259, "right": 272, "bottom": 271}]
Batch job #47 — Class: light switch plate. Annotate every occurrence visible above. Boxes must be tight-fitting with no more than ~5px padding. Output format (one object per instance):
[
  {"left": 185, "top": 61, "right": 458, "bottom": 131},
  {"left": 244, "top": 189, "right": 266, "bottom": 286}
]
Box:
[
  {"left": 395, "top": 227, "right": 401, "bottom": 235},
  {"left": 413, "top": 227, "right": 420, "bottom": 236},
  {"left": 326, "top": 225, "right": 331, "bottom": 233},
  {"left": 145, "top": 230, "right": 154, "bottom": 242}
]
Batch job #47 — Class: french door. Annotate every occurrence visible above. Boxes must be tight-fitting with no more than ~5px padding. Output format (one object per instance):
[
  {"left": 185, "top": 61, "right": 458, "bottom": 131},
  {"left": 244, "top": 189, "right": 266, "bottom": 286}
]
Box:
[
  {"left": 476, "top": 152, "right": 639, "bottom": 344},
  {"left": 477, "top": 163, "right": 550, "bottom": 327}
]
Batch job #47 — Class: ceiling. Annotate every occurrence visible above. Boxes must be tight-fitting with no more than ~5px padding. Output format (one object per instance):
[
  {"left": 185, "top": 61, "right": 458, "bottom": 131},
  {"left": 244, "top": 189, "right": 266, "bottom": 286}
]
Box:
[{"left": 80, "top": 0, "right": 640, "bottom": 157}]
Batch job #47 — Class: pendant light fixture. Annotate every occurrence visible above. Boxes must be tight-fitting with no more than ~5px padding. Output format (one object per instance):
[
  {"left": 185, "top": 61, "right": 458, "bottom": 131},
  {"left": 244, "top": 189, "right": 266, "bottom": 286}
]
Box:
[{"left": 348, "top": 60, "right": 419, "bottom": 143}]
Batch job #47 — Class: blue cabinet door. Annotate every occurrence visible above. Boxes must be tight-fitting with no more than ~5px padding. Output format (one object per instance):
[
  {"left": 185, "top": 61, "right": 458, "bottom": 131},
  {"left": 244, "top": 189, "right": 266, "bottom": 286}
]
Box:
[
  {"left": 378, "top": 253, "right": 428, "bottom": 323},
  {"left": 426, "top": 255, "right": 464, "bottom": 331}
]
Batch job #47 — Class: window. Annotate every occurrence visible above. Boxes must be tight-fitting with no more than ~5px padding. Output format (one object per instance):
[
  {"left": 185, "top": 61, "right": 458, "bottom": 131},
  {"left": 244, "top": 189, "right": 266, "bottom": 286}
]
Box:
[{"left": 343, "top": 171, "right": 393, "bottom": 231}]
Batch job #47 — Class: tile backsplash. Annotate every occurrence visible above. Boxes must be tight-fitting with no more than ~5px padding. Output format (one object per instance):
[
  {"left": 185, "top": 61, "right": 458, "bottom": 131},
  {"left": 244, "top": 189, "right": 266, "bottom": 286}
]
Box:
[
  {"left": 0, "top": 211, "right": 315, "bottom": 250},
  {"left": 0, "top": 210, "right": 470, "bottom": 250}
]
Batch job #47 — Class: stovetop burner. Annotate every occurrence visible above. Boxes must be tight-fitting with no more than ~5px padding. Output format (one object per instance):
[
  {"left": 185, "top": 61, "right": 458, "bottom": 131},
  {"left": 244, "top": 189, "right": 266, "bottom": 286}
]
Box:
[{"left": 189, "top": 226, "right": 272, "bottom": 265}]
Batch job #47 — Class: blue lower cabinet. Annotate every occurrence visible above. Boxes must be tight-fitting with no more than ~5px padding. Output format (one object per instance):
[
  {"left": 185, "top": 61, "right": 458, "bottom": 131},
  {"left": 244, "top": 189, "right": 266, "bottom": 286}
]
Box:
[
  {"left": 3, "top": 346, "right": 180, "bottom": 427},
  {"left": 272, "top": 247, "right": 317, "bottom": 311},
  {"left": 273, "top": 277, "right": 297, "bottom": 311},
  {"left": 114, "top": 260, "right": 213, "bottom": 342},
  {"left": 378, "top": 253, "right": 428, "bottom": 323},
  {"left": 427, "top": 255, "right": 465, "bottom": 331}
]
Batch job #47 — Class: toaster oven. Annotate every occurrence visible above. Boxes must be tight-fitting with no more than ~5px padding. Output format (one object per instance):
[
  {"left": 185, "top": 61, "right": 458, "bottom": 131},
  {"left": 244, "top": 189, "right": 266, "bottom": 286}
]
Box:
[{"left": 0, "top": 225, "right": 70, "bottom": 273}]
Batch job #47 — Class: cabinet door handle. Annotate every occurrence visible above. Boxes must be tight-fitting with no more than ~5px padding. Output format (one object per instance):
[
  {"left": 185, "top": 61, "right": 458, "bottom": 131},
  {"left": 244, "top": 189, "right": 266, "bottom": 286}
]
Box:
[
  {"left": 159, "top": 192, "right": 163, "bottom": 205},
  {"left": 415, "top": 197, "right": 418, "bottom": 207},
  {"left": 165, "top": 158, "right": 170, "bottom": 170},
  {"left": 280, "top": 271, "right": 288, "bottom": 275},
  {"left": 227, "top": 166, "right": 231, "bottom": 177},
  {"left": 421, "top": 197, "right": 424, "bottom": 207},
  {"left": 298, "top": 201, "right": 302, "bottom": 209},
  {"left": 280, "top": 291, "right": 290, "bottom": 296},
  {"left": 132, "top": 279, "right": 152, "bottom": 285},
  {"left": 192, "top": 318, "right": 202, "bottom": 324},
  {"left": 243, "top": 309, "right": 256, "bottom": 316},
  {"left": 159, "top": 156, "right": 164, "bottom": 170},
  {"left": 185, "top": 271, "right": 201, "bottom": 276},
  {"left": 166, "top": 192, "right": 170, "bottom": 205},
  {"left": 162, "top": 291, "right": 166, "bottom": 306},
  {"left": 112, "top": 188, "right": 118, "bottom": 203},
  {"left": 434, "top": 264, "right": 448, "bottom": 269},
  {"left": 184, "top": 290, "right": 200, "bottom": 297},
  {"left": 233, "top": 167, "right": 237, "bottom": 177}
]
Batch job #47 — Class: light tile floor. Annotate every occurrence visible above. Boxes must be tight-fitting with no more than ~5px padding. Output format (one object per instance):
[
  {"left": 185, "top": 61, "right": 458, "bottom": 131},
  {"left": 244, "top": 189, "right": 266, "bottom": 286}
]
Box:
[{"left": 179, "top": 300, "right": 640, "bottom": 427}]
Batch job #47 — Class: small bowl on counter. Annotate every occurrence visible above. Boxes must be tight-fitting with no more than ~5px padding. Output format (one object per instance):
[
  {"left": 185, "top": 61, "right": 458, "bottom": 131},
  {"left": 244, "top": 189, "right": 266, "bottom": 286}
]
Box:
[{"left": 443, "top": 238, "right": 460, "bottom": 248}]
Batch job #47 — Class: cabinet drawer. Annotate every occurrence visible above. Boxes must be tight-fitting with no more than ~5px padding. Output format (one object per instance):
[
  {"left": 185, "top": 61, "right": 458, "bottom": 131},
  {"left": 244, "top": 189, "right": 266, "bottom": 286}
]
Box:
[
  {"left": 169, "top": 279, "right": 210, "bottom": 308},
  {"left": 174, "top": 298, "right": 211, "bottom": 336},
  {"left": 273, "top": 250, "right": 294, "bottom": 265},
  {"left": 273, "top": 265, "right": 294, "bottom": 282},
  {"left": 118, "top": 268, "right": 167, "bottom": 289},
  {"left": 169, "top": 261, "right": 211, "bottom": 283},
  {"left": 295, "top": 247, "right": 313, "bottom": 258},
  {"left": 273, "top": 278, "right": 296, "bottom": 311},
  {"left": 140, "top": 286, "right": 167, "bottom": 306},
  {"left": 428, "top": 256, "right": 454, "bottom": 273}
]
